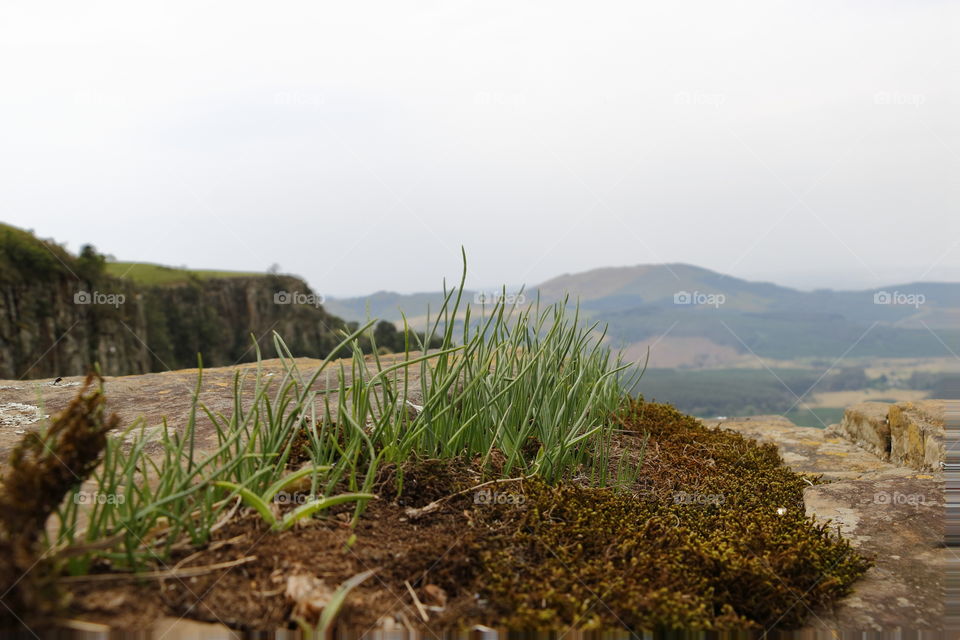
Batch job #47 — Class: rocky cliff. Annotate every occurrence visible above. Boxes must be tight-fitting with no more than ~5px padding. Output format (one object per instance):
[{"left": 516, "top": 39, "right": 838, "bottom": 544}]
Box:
[
  {"left": 0, "top": 267, "right": 149, "bottom": 379},
  {"left": 0, "top": 224, "right": 347, "bottom": 379}
]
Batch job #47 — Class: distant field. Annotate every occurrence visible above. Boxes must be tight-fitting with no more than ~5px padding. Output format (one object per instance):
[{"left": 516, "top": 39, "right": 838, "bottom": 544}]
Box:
[
  {"left": 634, "top": 367, "right": 830, "bottom": 418},
  {"left": 783, "top": 407, "right": 846, "bottom": 429},
  {"left": 805, "top": 388, "right": 928, "bottom": 408},
  {"left": 631, "top": 366, "right": 941, "bottom": 423},
  {"left": 105, "top": 262, "right": 263, "bottom": 285}
]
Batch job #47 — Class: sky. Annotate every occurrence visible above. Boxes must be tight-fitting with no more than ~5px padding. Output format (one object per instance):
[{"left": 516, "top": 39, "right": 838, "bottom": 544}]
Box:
[{"left": 1, "top": 1, "right": 957, "bottom": 297}]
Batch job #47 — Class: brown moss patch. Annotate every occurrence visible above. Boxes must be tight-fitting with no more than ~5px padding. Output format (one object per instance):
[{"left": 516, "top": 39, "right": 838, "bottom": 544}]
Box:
[
  {"left": 0, "top": 374, "right": 118, "bottom": 629},
  {"left": 472, "top": 400, "right": 870, "bottom": 630}
]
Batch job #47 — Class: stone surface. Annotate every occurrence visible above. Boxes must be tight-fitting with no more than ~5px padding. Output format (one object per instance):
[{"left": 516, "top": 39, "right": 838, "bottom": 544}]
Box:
[
  {"left": 0, "top": 353, "right": 422, "bottom": 462},
  {"left": 708, "top": 416, "right": 944, "bottom": 632}
]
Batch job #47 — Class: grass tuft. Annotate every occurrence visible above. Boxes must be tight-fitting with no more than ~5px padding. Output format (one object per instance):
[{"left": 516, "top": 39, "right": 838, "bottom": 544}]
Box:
[{"left": 45, "top": 256, "right": 636, "bottom": 574}]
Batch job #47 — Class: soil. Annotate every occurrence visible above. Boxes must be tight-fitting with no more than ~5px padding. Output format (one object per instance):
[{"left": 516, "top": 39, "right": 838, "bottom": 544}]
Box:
[
  {"left": 69, "top": 497, "right": 485, "bottom": 630},
  {"left": 65, "top": 458, "right": 492, "bottom": 631}
]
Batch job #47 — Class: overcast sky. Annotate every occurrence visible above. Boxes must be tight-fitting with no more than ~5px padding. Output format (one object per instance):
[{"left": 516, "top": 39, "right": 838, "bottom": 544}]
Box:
[{"left": 1, "top": 1, "right": 957, "bottom": 296}]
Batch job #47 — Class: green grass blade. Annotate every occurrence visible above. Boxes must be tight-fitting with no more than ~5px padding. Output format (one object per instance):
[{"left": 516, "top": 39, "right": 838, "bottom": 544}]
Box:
[
  {"left": 278, "top": 493, "right": 375, "bottom": 531},
  {"left": 212, "top": 481, "right": 277, "bottom": 528}
]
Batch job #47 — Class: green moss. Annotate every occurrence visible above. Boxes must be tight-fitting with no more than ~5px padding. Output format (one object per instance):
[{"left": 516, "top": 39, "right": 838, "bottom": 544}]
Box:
[{"left": 467, "top": 400, "right": 870, "bottom": 631}]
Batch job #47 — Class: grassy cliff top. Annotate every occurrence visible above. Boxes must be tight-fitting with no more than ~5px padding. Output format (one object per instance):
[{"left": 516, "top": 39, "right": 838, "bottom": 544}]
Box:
[
  {"left": 104, "top": 262, "right": 265, "bottom": 285},
  {"left": 0, "top": 223, "right": 268, "bottom": 287},
  {"left": 0, "top": 223, "right": 76, "bottom": 282}
]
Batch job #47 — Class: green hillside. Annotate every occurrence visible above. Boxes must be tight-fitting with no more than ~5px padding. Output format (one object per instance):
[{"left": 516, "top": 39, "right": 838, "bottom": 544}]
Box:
[
  {"left": 104, "top": 262, "right": 264, "bottom": 286},
  {"left": 0, "top": 223, "right": 79, "bottom": 283}
]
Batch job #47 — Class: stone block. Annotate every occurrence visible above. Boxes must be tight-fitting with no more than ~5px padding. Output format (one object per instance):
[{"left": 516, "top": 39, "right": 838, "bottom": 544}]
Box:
[
  {"left": 829, "top": 402, "right": 892, "bottom": 461},
  {"left": 889, "top": 400, "right": 944, "bottom": 472}
]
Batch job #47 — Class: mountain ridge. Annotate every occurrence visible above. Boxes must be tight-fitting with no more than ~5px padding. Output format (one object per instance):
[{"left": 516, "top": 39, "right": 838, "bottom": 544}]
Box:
[
  {"left": 326, "top": 262, "right": 957, "bottom": 321},
  {"left": 324, "top": 262, "right": 960, "bottom": 365}
]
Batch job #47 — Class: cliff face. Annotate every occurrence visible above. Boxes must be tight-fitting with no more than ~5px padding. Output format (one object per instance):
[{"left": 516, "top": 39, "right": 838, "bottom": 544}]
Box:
[
  {"left": 0, "top": 225, "right": 346, "bottom": 379},
  {"left": 0, "top": 272, "right": 151, "bottom": 378},
  {"left": 138, "top": 275, "right": 345, "bottom": 373}
]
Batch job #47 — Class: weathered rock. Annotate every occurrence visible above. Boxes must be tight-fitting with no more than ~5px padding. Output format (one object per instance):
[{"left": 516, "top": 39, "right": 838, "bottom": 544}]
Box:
[
  {"left": 802, "top": 470, "right": 943, "bottom": 632},
  {"left": 710, "top": 416, "right": 943, "bottom": 632},
  {"left": 827, "top": 400, "right": 945, "bottom": 472},
  {"left": 827, "top": 402, "right": 891, "bottom": 460},
  {"left": 888, "top": 400, "right": 945, "bottom": 471}
]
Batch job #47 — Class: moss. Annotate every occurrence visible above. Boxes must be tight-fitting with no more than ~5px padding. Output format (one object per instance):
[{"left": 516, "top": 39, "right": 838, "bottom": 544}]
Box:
[
  {"left": 0, "top": 375, "right": 118, "bottom": 629},
  {"left": 467, "top": 400, "right": 870, "bottom": 631}
]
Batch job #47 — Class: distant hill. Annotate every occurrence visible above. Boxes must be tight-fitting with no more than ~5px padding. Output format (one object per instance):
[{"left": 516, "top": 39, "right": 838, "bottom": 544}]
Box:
[
  {"left": 536, "top": 263, "right": 801, "bottom": 310},
  {"left": 328, "top": 263, "right": 960, "bottom": 365},
  {"left": 324, "top": 290, "right": 477, "bottom": 327}
]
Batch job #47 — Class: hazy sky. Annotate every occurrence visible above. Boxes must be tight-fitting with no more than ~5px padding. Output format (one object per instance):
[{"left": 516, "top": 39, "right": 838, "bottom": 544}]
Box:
[{"left": 1, "top": 1, "right": 957, "bottom": 296}]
